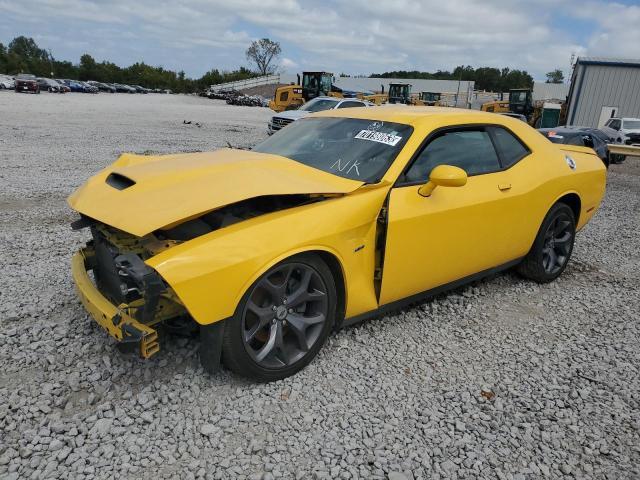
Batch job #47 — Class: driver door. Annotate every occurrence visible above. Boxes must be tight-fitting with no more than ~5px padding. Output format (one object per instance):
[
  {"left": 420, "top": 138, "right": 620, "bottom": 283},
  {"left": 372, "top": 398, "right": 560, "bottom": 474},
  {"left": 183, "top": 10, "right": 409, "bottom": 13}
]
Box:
[{"left": 379, "top": 126, "right": 529, "bottom": 305}]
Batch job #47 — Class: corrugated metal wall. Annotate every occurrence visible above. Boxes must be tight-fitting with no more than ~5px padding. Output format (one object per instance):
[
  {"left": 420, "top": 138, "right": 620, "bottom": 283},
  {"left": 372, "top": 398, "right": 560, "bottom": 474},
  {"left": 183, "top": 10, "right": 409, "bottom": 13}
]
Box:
[
  {"left": 567, "top": 63, "right": 640, "bottom": 127},
  {"left": 533, "top": 82, "right": 569, "bottom": 101}
]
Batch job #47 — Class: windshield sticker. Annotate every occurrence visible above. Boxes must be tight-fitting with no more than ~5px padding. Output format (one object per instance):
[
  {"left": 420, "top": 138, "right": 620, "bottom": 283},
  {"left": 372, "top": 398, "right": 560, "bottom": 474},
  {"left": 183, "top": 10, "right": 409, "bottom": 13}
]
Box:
[
  {"left": 355, "top": 129, "right": 402, "bottom": 146},
  {"left": 330, "top": 158, "right": 361, "bottom": 177}
]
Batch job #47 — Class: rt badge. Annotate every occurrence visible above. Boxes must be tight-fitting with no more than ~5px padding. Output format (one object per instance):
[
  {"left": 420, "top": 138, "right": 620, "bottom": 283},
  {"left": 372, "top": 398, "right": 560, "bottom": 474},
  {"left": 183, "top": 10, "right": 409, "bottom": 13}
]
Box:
[{"left": 565, "top": 155, "right": 576, "bottom": 170}]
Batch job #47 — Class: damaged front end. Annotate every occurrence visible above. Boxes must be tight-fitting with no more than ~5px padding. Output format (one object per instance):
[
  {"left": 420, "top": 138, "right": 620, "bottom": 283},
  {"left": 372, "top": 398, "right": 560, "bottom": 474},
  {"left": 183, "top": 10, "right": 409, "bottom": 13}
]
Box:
[{"left": 72, "top": 220, "right": 188, "bottom": 359}]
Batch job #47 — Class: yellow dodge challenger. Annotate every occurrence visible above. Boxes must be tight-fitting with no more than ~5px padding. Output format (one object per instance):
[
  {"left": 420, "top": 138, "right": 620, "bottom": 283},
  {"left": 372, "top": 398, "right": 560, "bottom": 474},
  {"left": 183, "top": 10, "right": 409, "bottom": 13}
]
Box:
[{"left": 69, "top": 107, "right": 606, "bottom": 381}]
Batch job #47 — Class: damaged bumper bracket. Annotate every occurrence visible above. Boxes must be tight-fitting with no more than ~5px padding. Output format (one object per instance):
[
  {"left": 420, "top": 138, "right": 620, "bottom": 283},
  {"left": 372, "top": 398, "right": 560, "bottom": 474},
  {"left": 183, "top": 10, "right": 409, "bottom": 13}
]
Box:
[{"left": 72, "top": 248, "right": 160, "bottom": 358}]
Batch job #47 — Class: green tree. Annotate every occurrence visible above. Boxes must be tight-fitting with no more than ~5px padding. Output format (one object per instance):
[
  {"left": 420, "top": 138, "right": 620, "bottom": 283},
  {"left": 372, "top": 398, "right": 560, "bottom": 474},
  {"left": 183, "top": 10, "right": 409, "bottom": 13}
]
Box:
[
  {"left": 1, "top": 35, "right": 261, "bottom": 92},
  {"left": 78, "top": 54, "right": 98, "bottom": 80},
  {"left": 246, "top": 38, "right": 281, "bottom": 75},
  {"left": 545, "top": 69, "right": 564, "bottom": 83}
]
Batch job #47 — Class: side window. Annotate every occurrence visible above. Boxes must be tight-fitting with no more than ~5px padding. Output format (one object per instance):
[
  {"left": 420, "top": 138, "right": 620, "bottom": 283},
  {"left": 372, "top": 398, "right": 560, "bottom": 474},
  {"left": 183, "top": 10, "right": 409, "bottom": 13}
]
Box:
[
  {"left": 610, "top": 119, "right": 621, "bottom": 130},
  {"left": 279, "top": 91, "right": 289, "bottom": 102},
  {"left": 405, "top": 129, "right": 500, "bottom": 183},
  {"left": 337, "top": 101, "right": 364, "bottom": 109},
  {"left": 489, "top": 127, "right": 529, "bottom": 168}
]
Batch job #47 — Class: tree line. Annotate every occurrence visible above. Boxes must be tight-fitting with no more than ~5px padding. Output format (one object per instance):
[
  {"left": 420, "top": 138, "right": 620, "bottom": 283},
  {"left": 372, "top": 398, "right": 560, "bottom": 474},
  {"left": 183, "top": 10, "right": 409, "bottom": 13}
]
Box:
[
  {"left": 0, "top": 36, "right": 256, "bottom": 93},
  {"left": 371, "top": 65, "right": 536, "bottom": 92},
  {"left": 1, "top": 35, "right": 563, "bottom": 94}
]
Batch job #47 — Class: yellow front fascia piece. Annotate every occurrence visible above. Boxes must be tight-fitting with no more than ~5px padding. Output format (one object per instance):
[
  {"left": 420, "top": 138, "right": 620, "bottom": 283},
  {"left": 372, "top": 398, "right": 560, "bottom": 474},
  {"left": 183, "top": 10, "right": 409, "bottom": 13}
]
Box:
[{"left": 71, "top": 249, "right": 160, "bottom": 358}]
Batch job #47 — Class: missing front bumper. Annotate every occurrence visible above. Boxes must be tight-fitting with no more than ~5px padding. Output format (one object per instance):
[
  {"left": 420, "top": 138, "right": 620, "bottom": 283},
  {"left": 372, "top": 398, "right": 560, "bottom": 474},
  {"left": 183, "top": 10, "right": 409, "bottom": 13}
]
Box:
[{"left": 71, "top": 248, "right": 160, "bottom": 358}]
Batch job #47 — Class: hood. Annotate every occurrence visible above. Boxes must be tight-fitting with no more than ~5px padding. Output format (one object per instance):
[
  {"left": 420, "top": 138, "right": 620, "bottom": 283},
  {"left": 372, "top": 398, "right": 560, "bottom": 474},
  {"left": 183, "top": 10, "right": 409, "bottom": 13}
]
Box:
[
  {"left": 68, "top": 149, "right": 363, "bottom": 237},
  {"left": 273, "top": 110, "right": 310, "bottom": 120}
]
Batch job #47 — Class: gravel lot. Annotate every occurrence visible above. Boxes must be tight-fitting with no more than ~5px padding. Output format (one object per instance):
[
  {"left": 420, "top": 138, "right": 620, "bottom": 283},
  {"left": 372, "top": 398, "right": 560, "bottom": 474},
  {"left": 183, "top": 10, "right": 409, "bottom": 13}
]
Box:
[{"left": 1, "top": 91, "right": 639, "bottom": 480}]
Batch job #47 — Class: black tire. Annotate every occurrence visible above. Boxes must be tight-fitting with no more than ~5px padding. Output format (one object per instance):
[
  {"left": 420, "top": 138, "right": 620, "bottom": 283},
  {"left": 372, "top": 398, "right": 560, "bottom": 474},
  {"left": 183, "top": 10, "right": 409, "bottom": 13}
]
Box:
[
  {"left": 221, "top": 253, "right": 336, "bottom": 381},
  {"left": 610, "top": 153, "right": 625, "bottom": 164},
  {"left": 517, "top": 202, "right": 576, "bottom": 283}
]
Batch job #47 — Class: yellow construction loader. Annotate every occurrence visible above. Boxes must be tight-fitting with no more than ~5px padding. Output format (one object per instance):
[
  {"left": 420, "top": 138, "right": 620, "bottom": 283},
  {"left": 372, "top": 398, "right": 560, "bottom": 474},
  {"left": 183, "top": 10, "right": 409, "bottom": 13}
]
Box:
[
  {"left": 413, "top": 91, "right": 442, "bottom": 106},
  {"left": 268, "top": 72, "right": 344, "bottom": 112},
  {"left": 481, "top": 88, "right": 532, "bottom": 115}
]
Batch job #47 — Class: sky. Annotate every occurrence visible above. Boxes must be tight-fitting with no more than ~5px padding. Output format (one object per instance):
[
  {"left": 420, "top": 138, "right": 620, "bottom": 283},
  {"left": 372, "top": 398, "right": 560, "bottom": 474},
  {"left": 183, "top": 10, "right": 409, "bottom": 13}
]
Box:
[{"left": 1, "top": 0, "right": 639, "bottom": 81}]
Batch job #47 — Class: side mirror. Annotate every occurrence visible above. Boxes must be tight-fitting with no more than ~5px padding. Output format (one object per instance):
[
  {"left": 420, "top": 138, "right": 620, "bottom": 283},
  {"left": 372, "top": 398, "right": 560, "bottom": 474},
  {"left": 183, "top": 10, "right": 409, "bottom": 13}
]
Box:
[
  {"left": 582, "top": 135, "right": 594, "bottom": 148},
  {"left": 418, "top": 165, "right": 468, "bottom": 197}
]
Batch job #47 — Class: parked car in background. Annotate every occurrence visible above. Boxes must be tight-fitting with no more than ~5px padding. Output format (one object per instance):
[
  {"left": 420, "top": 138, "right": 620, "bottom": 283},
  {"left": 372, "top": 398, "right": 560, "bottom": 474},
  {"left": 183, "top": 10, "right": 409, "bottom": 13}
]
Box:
[
  {"left": 539, "top": 126, "right": 612, "bottom": 167},
  {"left": 0, "top": 75, "right": 15, "bottom": 89},
  {"left": 37, "top": 77, "right": 64, "bottom": 93},
  {"left": 627, "top": 132, "right": 640, "bottom": 146},
  {"left": 60, "top": 79, "right": 87, "bottom": 92},
  {"left": 601, "top": 117, "right": 640, "bottom": 145},
  {"left": 268, "top": 96, "right": 372, "bottom": 134},
  {"left": 87, "top": 81, "right": 115, "bottom": 93},
  {"left": 55, "top": 80, "right": 71, "bottom": 93},
  {"left": 132, "top": 85, "right": 149, "bottom": 94},
  {"left": 499, "top": 112, "right": 528, "bottom": 122},
  {"left": 15, "top": 74, "right": 39, "bottom": 93},
  {"left": 79, "top": 81, "right": 99, "bottom": 93}
]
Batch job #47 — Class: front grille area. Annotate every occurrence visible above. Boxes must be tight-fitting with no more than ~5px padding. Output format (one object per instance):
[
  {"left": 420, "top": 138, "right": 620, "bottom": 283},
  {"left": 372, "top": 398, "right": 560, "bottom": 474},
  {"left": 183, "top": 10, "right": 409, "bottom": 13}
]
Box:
[
  {"left": 93, "top": 235, "right": 129, "bottom": 304},
  {"left": 90, "top": 225, "right": 167, "bottom": 323},
  {"left": 270, "top": 117, "right": 294, "bottom": 131}
]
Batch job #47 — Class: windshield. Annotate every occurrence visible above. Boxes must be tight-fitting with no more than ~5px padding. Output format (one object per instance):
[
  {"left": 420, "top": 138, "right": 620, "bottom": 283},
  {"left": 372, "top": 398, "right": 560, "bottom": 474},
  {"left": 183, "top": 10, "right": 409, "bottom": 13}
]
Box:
[
  {"left": 300, "top": 98, "right": 339, "bottom": 112},
  {"left": 510, "top": 91, "right": 527, "bottom": 103},
  {"left": 253, "top": 117, "right": 413, "bottom": 182},
  {"left": 623, "top": 120, "right": 640, "bottom": 130}
]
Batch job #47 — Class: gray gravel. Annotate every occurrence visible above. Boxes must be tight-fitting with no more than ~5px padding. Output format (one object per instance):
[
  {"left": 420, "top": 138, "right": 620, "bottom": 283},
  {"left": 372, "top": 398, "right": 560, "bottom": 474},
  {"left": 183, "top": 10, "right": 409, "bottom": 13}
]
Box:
[{"left": 1, "top": 91, "right": 639, "bottom": 480}]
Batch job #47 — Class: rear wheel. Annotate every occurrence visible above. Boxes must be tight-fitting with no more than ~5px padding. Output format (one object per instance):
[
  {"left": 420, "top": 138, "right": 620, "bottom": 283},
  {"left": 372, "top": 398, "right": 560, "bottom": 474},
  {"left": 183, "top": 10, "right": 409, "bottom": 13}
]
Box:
[
  {"left": 222, "top": 254, "right": 336, "bottom": 381},
  {"left": 610, "top": 153, "right": 625, "bottom": 164},
  {"left": 517, "top": 203, "right": 576, "bottom": 283}
]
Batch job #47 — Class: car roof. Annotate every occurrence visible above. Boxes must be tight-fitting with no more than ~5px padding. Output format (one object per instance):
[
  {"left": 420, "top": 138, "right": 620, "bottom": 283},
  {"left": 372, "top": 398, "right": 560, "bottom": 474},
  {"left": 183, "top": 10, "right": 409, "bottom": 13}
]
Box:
[
  {"left": 312, "top": 105, "right": 508, "bottom": 126},
  {"left": 539, "top": 126, "right": 595, "bottom": 133}
]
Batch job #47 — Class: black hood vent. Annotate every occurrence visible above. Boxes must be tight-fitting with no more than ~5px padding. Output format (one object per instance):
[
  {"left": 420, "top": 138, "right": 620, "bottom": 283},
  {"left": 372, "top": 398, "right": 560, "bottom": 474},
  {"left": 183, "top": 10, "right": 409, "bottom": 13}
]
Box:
[{"left": 106, "top": 172, "right": 136, "bottom": 190}]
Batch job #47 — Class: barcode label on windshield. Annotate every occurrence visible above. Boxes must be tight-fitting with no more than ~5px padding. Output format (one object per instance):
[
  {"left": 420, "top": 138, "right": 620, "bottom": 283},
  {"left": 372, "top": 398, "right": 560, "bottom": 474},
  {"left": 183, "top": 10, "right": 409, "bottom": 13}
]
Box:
[{"left": 355, "top": 130, "right": 402, "bottom": 146}]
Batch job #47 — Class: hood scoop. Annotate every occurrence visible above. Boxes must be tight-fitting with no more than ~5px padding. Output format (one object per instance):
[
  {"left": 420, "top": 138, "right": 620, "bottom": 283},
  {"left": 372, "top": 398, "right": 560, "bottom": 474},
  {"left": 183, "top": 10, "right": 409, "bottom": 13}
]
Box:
[{"left": 106, "top": 172, "right": 136, "bottom": 190}]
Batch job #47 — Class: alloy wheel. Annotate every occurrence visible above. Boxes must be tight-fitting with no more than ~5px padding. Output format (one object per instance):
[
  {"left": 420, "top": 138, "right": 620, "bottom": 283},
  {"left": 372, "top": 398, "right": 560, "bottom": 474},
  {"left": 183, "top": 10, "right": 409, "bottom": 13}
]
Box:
[
  {"left": 241, "top": 263, "right": 328, "bottom": 369},
  {"left": 542, "top": 213, "right": 573, "bottom": 275}
]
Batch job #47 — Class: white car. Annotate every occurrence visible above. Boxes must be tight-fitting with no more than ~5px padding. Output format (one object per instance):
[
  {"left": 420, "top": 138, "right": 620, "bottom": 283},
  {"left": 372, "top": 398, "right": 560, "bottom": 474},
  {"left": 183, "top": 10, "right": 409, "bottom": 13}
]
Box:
[
  {"left": 268, "top": 96, "right": 372, "bottom": 134},
  {"left": 601, "top": 117, "right": 640, "bottom": 144},
  {"left": 0, "top": 75, "right": 15, "bottom": 90}
]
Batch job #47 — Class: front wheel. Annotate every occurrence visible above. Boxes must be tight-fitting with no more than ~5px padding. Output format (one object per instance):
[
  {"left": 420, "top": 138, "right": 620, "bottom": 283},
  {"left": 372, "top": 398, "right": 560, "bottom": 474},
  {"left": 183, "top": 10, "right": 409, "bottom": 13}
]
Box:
[
  {"left": 517, "top": 203, "right": 576, "bottom": 283},
  {"left": 220, "top": 254, "right": 336, "bottom": 381}
]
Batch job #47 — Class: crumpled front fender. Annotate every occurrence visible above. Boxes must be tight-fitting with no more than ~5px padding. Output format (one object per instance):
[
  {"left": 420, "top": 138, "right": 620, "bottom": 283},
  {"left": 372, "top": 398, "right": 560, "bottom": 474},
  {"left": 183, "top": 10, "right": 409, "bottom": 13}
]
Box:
[{"left": 146, "top": 187, "right": 389, "bottom": 325}]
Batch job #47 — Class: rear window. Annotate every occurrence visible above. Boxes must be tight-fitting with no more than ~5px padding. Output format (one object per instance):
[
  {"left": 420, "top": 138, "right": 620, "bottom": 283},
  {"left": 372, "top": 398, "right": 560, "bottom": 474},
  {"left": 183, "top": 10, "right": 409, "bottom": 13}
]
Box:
[{"left": 490, "top": 127, "right": 529, "bottom": 168}]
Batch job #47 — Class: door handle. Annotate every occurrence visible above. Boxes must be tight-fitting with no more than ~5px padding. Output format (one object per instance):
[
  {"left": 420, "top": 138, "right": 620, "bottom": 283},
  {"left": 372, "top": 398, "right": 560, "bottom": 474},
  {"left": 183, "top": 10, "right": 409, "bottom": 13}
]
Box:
[{"left": 498, "top": 183, "right": 512, "bottom": 191}]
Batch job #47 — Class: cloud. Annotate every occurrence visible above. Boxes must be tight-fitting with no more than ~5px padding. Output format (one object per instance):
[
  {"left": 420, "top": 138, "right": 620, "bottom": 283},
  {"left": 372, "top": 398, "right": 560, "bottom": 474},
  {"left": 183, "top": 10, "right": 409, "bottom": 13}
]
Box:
[
  {"left": 280, "top": 57, "right": 298, "bottom": 70},
  {"left": 572, "top": 1, "right": 640, "bottom": 59},
  {"left": 0, "top": 0, "right": 637, "bottom": 79}
]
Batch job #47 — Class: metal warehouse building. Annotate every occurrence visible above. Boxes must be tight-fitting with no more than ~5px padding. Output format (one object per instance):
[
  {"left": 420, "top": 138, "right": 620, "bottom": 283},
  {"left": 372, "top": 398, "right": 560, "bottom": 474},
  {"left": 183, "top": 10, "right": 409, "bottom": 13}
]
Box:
[{"left": 566, "top": 57, "right": 640, "bottom": 128}]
